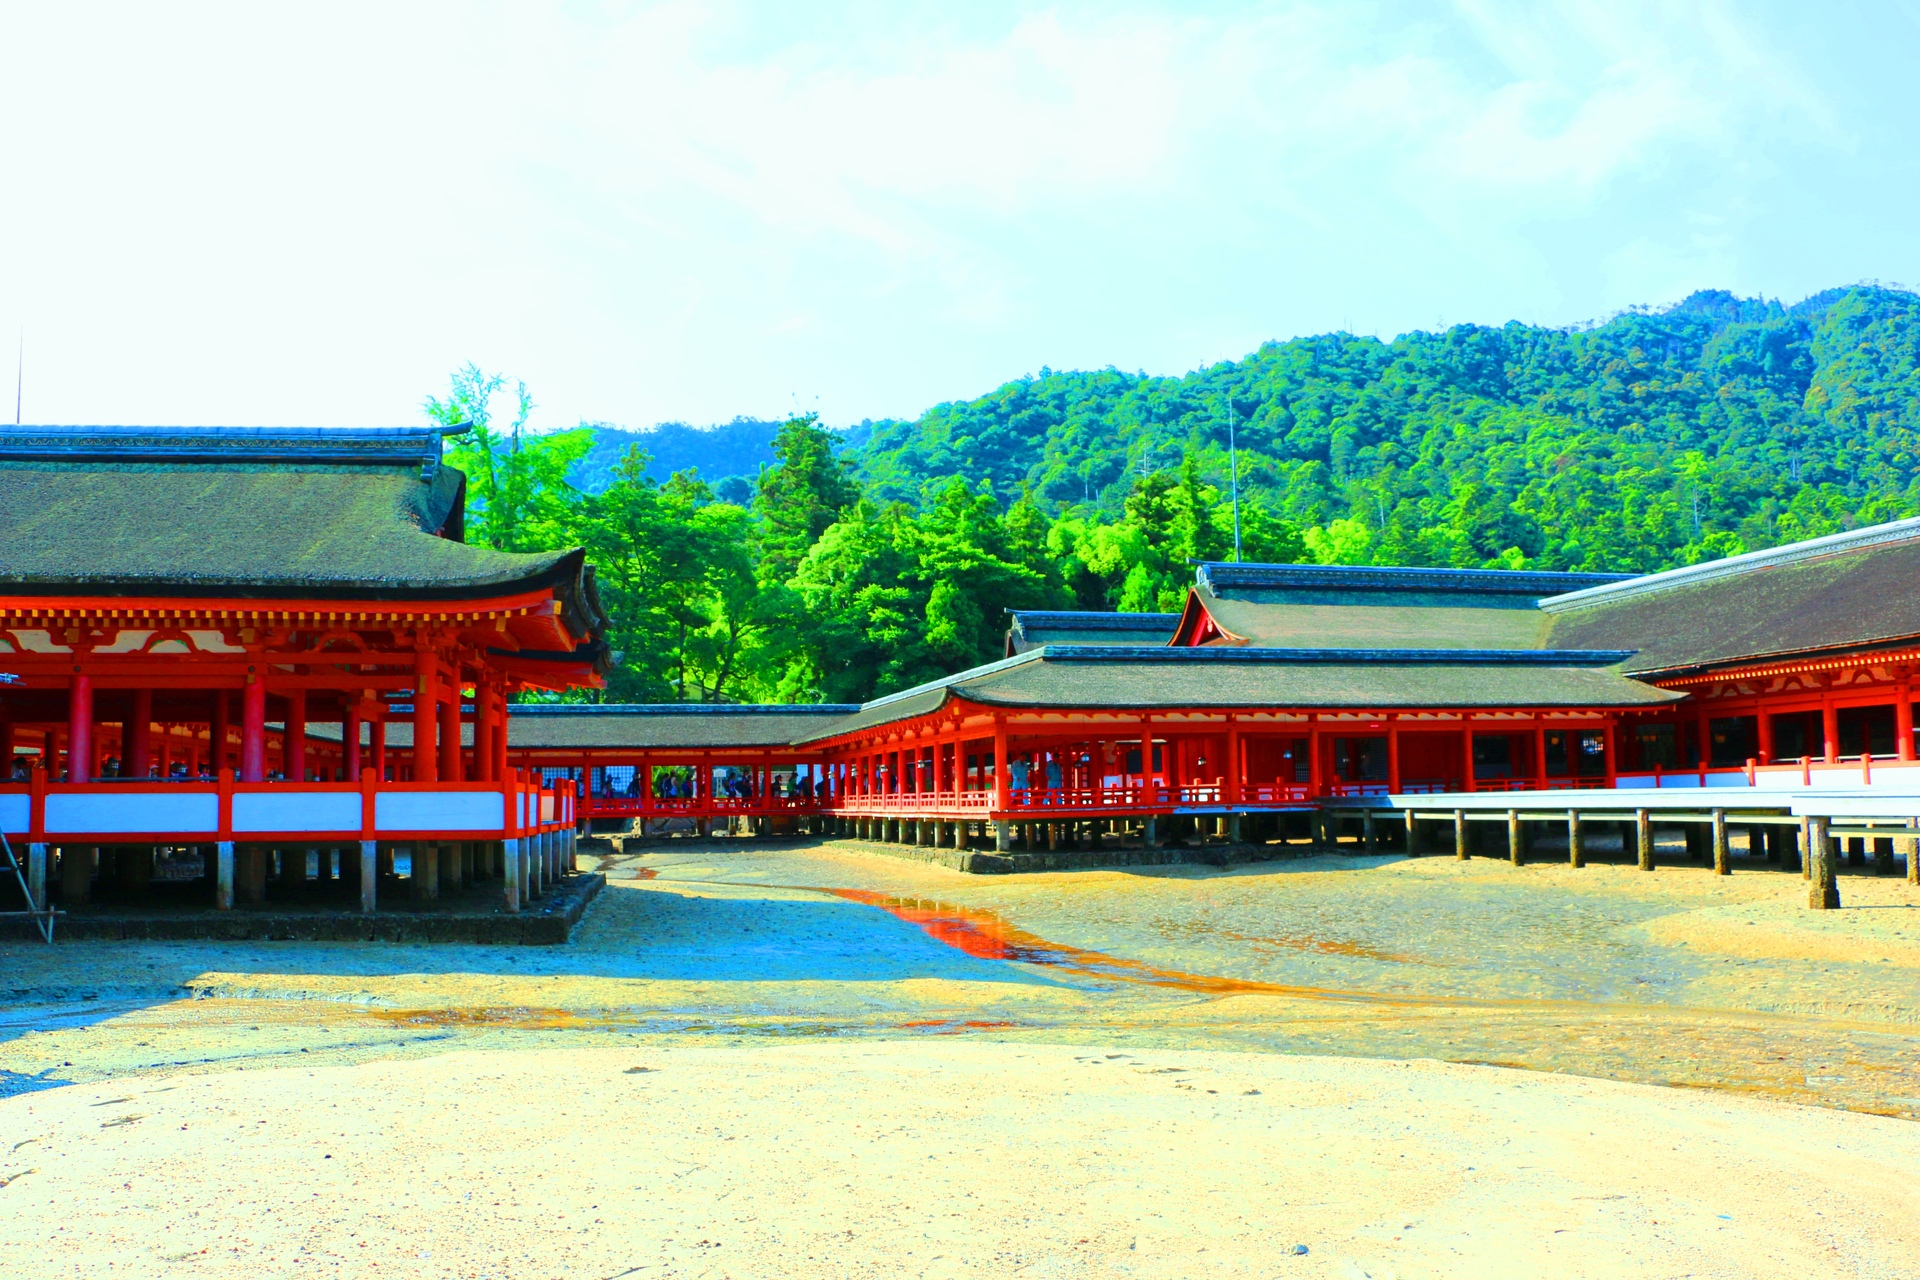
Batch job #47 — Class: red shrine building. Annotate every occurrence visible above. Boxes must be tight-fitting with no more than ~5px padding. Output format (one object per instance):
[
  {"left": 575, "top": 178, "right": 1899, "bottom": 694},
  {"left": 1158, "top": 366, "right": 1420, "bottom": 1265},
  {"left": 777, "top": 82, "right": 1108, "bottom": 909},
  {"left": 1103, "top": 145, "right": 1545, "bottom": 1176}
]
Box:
[
  {"left": 513, "top": 522, "right": 1920, "bottom": 883},
  {"left": 6, "top": 422, "right": 1918, "bottom": 933},
  {"left": 0, "top": 426, "right": 600, "bottom": 926}
]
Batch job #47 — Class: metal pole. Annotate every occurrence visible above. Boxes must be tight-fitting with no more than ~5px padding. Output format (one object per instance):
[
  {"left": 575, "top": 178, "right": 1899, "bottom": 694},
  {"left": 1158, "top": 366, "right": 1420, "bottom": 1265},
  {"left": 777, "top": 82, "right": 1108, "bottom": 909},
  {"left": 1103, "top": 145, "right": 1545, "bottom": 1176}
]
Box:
[{"left": 1226, "top": 399, "right": 1242, "bottom": 562}]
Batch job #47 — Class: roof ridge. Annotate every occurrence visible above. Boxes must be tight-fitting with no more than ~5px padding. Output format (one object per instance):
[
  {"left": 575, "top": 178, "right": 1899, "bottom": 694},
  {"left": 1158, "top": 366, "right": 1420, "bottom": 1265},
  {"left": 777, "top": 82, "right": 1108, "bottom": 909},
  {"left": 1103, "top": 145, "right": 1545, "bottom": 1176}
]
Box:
[
  {"left": 0, "top": 425, "right": 458, "bottom": 471},
  {"left": 860, "top": 647, "right": 1048, "bottom": 711},
  {"left": 1007, "top": 610, "right": 1182, "bottom": 632},
  {"left": 1031, "top": 644, "right": 1636, "bottom": 667},
  {"left": 1197, "top": 562, "right": 1631, "bottom": 596},
  {"left": 1538, "top": 515, "right": 1920, "bottom": 612},
  {"left": 508, "top": 702, "right": 860, "bottom": 716}
]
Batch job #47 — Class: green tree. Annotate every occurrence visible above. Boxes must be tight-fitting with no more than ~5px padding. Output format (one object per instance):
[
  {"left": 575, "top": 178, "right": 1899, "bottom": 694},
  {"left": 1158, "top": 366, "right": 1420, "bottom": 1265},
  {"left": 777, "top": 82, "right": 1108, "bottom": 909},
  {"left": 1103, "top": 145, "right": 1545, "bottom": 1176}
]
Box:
[{"left": 754, "top": 412, "right": 859, "bottom": 583}]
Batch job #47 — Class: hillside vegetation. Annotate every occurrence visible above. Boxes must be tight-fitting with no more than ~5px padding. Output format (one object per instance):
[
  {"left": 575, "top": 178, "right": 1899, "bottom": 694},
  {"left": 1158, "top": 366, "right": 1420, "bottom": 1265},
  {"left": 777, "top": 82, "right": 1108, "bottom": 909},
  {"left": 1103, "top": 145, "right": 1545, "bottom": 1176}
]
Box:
[{"left": 432, "top": 284, "right": 1920, "bottom": 704}]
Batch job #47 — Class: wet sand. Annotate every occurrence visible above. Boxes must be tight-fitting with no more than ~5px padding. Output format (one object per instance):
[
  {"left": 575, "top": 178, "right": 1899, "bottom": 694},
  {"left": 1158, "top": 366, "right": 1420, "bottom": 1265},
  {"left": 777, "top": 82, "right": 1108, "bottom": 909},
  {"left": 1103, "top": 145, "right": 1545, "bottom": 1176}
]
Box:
[{"left": 3, "top": 839, "right": 1918, "bottom": 1275}]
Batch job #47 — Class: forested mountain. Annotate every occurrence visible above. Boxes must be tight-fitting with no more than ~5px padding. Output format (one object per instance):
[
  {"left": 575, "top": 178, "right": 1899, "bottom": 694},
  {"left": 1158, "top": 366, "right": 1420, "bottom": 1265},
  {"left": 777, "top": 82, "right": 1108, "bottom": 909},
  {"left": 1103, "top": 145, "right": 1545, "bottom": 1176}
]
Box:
[
  {"left": 844, "top": 285, "right": 1920, "bottom": 575},
  {"left": 432, "top": 284, "right": 1920, "bottom": 705},
  {"left": 571, "top": 417, "right": 785, "bottom": 501}
]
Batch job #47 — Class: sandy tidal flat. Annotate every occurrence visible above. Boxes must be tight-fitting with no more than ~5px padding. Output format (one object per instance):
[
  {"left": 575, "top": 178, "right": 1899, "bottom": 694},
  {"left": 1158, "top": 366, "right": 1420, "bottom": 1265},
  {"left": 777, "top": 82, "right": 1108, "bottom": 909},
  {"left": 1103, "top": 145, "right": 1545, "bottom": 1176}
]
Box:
[{"left": 4, "top": 1040, "right": 1918, "bottom": 1280}]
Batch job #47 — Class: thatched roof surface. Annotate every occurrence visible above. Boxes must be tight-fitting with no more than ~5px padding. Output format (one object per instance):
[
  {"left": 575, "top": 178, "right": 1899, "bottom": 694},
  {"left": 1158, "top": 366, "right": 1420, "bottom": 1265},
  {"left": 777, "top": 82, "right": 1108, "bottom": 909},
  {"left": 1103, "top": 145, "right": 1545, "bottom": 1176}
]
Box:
[
  {"left": 1543, "top": 517, "right": 1920, "bottom": 675},
  {"left": 0, "top": 427, "right": 598, "bottom": 615}
]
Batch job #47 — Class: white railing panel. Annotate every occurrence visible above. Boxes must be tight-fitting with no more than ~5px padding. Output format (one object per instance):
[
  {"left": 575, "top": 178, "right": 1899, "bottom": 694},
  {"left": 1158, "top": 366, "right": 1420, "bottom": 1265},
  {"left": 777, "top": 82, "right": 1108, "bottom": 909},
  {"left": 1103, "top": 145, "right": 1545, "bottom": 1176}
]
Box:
[
  {"left": 46, "top": 791, "right": 218, "bottom": 835},
  {"left": 233, "top": 791, "right": 362, "bottom": 834},
  {"left": 0, "top": 794, "right": 28, "bottom": 833},
  {"left": 376, "top": 791, "right": 506, "bottom": 833}
]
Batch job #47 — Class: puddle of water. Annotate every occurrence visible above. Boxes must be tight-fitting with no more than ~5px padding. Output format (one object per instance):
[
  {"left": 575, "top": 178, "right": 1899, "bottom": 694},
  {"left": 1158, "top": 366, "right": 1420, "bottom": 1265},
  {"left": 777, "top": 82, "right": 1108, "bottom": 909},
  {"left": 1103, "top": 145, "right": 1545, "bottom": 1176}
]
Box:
[{"left": 815, "top": 887, "right": 1380, "bottom": 1000}]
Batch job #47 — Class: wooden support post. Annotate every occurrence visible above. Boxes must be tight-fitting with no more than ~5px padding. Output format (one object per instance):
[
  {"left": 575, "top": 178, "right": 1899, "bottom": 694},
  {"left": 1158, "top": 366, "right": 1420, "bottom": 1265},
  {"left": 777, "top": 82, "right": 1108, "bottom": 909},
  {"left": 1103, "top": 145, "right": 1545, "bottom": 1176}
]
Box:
[
  {"left": 1905, "top": 819, "right": 1919, "bottom": 886},
  {"left": 441, "top": 840, "right": 463, "bottom": 890},
  {"left": 1504, "top": 809, "right": 1521, "bottom": 865},
  {"left": 1567, "top": 810, "right": 1584, "bottom": 868},
  {"left": 1799, "top": 816, "right": 1812, "bottom": 879},
  {"left": 412, "top": 842, "right": 438, "bottom": 901},
  {"left": 60, "top": 843, "right": 92, "bottom": 906},
  {"left": 27, "top": 842, "right": 47, "bottom": 910},
  {"left": 241, "top": 845, "right": 267, "bottom": 904},
  {"left": 359, "top": 841, "right": 377, "bottom": 913},
  {"left": 994, "top": 819, "right": 1010, "bottom": 852},
  {"left": 503, "top": 838, "right": 521, "bottom": 913},
  {"left": 1453, "top": 809, "right": 1468, "bottom": 860},
  {"left": 1362, "top": 809, "right": 1376, "bottom": 853},
  {"left": 1874, "top": 836, "right": 1895, "bottom": 876},
  {"left": 1808, "top": 816, "right": 1839, "bottom": 910},
  {"left": 215, "top": 841, "right": 234, "bottom": 910},
  {"left": 1402, "top": 810, "right": 1415, "bottom": 856},
  {"left": 1636, "top": 808, "right": 1654, "bottom": 872},
  {"left": 1712, "top": 809, "right": 1730, "bottom": 876}
]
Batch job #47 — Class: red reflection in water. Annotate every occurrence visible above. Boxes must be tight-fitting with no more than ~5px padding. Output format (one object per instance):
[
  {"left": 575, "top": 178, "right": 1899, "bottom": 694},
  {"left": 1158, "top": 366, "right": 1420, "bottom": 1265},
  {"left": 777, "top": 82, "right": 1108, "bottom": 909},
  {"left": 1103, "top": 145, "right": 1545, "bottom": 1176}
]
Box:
[
  {"left": 635, "top": 867, "right": 658, "bottom": 880},
  {"left": 815, "top": 887, "right": 1303, "bottom": 996}
]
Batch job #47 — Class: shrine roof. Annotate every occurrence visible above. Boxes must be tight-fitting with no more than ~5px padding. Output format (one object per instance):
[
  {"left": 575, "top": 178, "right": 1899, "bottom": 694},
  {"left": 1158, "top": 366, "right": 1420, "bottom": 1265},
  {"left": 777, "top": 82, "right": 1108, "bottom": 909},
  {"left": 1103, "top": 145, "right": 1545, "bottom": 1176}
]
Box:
[
  {"left": 0, "top": 426, "right": 603, "bottom": 625},
  {"left": 793, "top": 644, "right": 1678, "bottom": 742},
  {"left": 1004, "top": 610, "right": 1179, "bottom": 655},
  {"left": 504, "top": 703, "right": 862, "bottom": 750},
  {"left": 1173, "top": 562, "right": 1630, "bottom": 650},
  {"left": 1541, "top": 516, "right": 1920, "bottom": 676}
]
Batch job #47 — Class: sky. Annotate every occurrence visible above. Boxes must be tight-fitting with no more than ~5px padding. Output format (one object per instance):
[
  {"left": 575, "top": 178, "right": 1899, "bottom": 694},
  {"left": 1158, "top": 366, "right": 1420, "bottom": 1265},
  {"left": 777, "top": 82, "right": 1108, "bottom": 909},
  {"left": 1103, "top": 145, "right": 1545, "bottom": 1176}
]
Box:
[{"left": 2, "top": 1, "right": 1917, "bottom": 432}]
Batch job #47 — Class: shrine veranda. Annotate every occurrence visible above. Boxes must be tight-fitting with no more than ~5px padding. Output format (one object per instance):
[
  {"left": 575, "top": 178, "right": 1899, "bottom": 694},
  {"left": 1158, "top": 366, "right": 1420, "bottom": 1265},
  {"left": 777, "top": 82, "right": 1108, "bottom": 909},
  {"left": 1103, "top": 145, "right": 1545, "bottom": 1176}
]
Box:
[{"left": 3, "top": 425, "right": 1918, "bottom": 936}]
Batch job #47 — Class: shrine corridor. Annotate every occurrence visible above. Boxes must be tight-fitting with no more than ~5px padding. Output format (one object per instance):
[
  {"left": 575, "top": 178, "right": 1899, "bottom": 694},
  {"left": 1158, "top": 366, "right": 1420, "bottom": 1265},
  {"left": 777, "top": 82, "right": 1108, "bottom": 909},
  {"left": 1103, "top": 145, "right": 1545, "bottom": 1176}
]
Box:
[{"left": 2, "top": 841, "right": 1917, "bottom": 1277}]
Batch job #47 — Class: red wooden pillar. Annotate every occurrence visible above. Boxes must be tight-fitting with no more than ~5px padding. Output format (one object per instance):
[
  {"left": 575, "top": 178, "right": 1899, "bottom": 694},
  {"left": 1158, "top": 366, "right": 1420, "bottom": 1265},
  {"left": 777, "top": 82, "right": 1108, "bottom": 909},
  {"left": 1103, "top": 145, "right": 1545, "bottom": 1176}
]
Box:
[
  {"left": 211, "top": 691, "right": 230, "bottom": 773},
  {"left": 344, "top": 703, "right": 363, "bottom": 780},
  {"left": 1, "top": 718, "right": 19, "bottom": 779},
  {"left": 992, "top": 719, "right": 1010, "bottom": 812},
  {"left": 1307, "top": 722, "right": 1323, "bottom": 796},
  {"left": 1462, "top": 725, "right": 1477, "bottom": 793},
  {"left": 1533, "top": 724, "right": 1548, "bottom": 790},
  {"left": 1603, "top": 720, "right": 1619, "bottom": 787},
  {"left": 66, "top": 674, "right": 92, "bottom": 783},
  {"left": 1898, "top": 684, "right": 1915, "bottom": 762},
  {"left": 285, "top": 688, "right": 307, "bottom": 782},
  {"left": 1757, "top": 707, "right": 1775, "bottom": 765},
  {"left": 1386, "top": 721, "right": 1401, "bottom": 794},
  {"left": 439, "top": 690, "right": 461, "bottom": 783},
  {"left": 1697, "top": 705, "right": 1714, "bottom": 768},
  {"left": 241, "top": 676, "right": 267, "bottom": 782},
  {"left": 493, "top": 687, "right": 510, "bottom": 784},
  {"left": 412, "top": 648, "right": 439, "bottom": 784},
  {"left": 128, "top": 688, "right": 153, "bottom": 779},
  {"left": 1821, "top": 697, "right": 1838, "bottom": 764},
  {"left": 1225, "top": 718, "right": 1243, "bottom": 804},
  {"left": 372, "top": 708, "right": 389, "bottom": 781}
]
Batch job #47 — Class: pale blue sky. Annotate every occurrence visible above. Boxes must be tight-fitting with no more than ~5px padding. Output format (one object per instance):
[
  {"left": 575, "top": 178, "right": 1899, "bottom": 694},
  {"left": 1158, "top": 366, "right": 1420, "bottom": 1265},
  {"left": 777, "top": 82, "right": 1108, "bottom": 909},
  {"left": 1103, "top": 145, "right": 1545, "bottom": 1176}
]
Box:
[{"left": 2, "top": 2, "right": 1916, "bottom": 431}]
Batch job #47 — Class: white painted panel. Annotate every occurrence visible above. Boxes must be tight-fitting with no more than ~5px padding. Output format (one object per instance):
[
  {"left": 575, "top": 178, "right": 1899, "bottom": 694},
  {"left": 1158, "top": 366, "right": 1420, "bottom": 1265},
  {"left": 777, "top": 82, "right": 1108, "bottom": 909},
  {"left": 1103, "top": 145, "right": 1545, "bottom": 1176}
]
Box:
[
  {"left": 233, "top": 791, "right": 362, "bottom": 834},
  {"left": 541, "top": 795, "right": 555, "bottom": 822},
  {"left": 46, "top": 791, "right": 218, "bottom": 834},
  {"left": 0, "top": 793, "right": 29, "bottom": 833},
  {"left": 376, "top": 791, "right": 505, "bottom": 833},
  {"left": 516, "top": 793, "right": 526, "bottom": 827}
]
